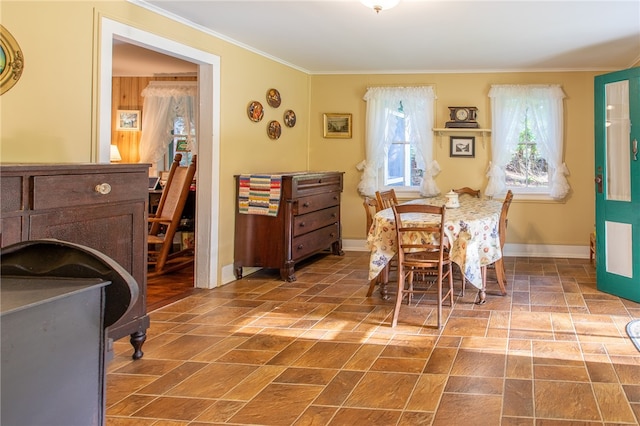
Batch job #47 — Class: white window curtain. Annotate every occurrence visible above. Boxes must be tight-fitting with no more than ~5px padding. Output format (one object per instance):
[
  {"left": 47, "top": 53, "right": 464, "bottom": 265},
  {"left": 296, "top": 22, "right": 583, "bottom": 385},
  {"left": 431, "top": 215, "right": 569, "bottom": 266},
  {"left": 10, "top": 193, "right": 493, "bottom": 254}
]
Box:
[
  {"left": 138, "top": 81, "right": 197, "bottom": 164},
  {"left": 487, "top": 84, "right": 569, "bottom": 199},
  {"left": 357, "top": 86, "right": 439, "bottom": 197}
]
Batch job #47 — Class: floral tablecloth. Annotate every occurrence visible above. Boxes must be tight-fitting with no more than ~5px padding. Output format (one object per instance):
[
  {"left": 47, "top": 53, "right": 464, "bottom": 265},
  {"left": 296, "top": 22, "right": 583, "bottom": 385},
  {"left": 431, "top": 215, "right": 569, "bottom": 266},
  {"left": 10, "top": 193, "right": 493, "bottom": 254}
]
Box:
[{"left": 366, "top": 196, "right": 503, "bottom": 289}]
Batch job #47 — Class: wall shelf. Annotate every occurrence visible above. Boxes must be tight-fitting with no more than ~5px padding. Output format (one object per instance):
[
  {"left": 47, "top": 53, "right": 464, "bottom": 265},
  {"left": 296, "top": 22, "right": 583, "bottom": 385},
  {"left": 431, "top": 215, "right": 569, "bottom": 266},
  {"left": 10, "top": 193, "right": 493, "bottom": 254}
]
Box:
[{"left": 433, "top": 128, "right": 492, "bottom": 148}]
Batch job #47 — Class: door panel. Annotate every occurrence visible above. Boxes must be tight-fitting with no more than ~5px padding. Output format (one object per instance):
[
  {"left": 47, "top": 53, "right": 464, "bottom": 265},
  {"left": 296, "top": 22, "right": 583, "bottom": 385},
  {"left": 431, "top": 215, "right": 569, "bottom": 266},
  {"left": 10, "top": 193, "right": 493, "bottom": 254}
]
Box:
[{"left": 594, "top": 67, "right": 640, "bottom": 302}]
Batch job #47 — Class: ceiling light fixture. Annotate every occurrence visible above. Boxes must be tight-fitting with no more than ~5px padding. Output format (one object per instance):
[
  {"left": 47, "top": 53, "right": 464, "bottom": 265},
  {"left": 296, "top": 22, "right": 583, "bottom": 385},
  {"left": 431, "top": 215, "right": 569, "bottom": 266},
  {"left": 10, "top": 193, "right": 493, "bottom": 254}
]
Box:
[{"left": 360, "top": 0, "right": 400, "bottom": 14}]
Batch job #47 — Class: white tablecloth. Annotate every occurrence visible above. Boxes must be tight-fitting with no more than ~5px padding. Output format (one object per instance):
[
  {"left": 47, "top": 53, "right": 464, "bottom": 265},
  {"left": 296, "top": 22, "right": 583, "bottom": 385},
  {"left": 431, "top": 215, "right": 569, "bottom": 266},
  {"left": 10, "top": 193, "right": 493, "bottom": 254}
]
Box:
[{"left": 367, "top": 196, "right": 503, "bottom": 289}]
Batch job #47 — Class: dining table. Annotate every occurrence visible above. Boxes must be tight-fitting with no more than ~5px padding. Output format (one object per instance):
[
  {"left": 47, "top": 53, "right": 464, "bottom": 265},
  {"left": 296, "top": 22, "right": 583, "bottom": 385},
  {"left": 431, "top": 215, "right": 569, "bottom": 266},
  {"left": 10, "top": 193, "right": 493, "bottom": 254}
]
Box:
[{"left": 366, "top": 194, "right": 504, "bottom": 303}]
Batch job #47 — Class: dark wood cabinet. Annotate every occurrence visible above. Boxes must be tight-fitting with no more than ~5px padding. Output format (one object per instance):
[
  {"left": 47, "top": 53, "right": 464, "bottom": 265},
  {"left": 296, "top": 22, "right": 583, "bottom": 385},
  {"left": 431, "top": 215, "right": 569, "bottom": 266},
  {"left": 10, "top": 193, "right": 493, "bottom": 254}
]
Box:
[
  {"left": 234, "top": 171, "right": 344, "bottom": 281},
  {"left": 0, "top": 163, "right": 150, "bottom": 359},
  {"left": 1, "top": 277, "right": 110, "bottom": 426}
]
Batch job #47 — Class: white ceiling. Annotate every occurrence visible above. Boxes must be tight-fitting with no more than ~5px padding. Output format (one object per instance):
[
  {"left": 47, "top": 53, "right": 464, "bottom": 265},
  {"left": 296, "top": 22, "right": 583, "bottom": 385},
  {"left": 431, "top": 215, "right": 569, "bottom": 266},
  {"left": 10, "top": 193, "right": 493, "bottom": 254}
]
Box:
[{"left": 124, "top": 0, "right": 640, "bottom": 75}]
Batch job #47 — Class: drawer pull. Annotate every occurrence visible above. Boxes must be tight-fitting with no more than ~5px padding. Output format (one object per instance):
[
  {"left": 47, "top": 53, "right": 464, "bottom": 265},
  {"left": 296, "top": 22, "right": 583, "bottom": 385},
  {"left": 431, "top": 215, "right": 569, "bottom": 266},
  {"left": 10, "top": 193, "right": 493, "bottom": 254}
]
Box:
[
  {"left": 94, "top": 183, "right": 112, "bottom": 195},
  {"left": 331, "top": 213, "right": 337, "bottom": 218},
  {"left": 303, "top": 202, "right": 310, "bottom": 207},
  {"left": 330, "top": 233, "right": 336, "bottom": 237},
  {"left": 333, "top": 196, "right": 338, "bottom": 200},
  {"left": 297, "top": 244, "right": 304, "bottom": 250},
  {"left": 299, "top": 222, "right": 306, "bottom": 227}
]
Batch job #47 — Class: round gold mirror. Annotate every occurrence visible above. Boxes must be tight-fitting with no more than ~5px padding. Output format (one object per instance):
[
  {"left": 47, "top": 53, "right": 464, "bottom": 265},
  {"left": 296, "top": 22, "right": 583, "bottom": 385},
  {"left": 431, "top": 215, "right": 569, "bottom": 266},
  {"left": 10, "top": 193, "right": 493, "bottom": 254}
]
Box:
[{"left": 1, "top": 25, "right": 24, "bottom": 95}]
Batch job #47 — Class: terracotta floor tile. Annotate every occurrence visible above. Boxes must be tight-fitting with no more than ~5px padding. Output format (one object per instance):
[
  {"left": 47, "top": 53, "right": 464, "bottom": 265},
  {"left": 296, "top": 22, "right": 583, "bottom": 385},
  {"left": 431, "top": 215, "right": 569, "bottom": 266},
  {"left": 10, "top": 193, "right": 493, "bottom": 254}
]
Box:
[
  {"left": 592, "top": 382, "right": 637, "bottom": 423},
  {"left": 106, "top": 253, "right": 639, "bottom": 425},
  {"left": 314, "top": 370, "right": 364, "bottom": 406},
  {"left": 345, "top": 371, "right": 418, "bottom": 409},
  {"left": 228, "top": 383, "right": 324, "bottom": 425},
  {"left": 132, "top": 396, "right": 215, "bottom": 422},
  {"left": 327, "top": 407, "right": 402, "bottom": 425},
  {"left": 534, "top": 380, "right": 600, "bottom": 421},
  {"left": 502, "top": 378, "right": 533, "bottom": 417},
  {"left": 292, "top": 405, "right": 338, "bottom": 425},
  {"left": 450, "top": 348, "right": 506, "bottom": 377},
  {"left": 433, "top": 393, "right": 502, "bottom": 425}
]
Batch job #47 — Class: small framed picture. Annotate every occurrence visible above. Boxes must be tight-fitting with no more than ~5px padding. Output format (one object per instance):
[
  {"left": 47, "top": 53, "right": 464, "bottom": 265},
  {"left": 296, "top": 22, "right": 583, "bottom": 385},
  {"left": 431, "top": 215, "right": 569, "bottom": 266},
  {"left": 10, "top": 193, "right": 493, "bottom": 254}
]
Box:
[
  {"left": 323, "top": 113, "right": 352, "bottom": 139},
  {"left": 450, "top": 136, "right": 475, "bottom": 158},
  {"left": 116, "top": 109, "right": 141, "bottom": 131}
]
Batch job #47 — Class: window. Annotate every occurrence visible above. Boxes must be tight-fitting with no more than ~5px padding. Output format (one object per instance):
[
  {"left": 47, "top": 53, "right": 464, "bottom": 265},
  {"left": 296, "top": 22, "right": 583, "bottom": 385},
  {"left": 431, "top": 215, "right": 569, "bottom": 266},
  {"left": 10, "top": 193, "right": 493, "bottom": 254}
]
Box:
[
  {"left": 383, "top": 103, "right": 424, "bottom": 187},
  {"left": 166, "top": 115, "right": 195, "bottom": 169},
  {"left": 358, "top": 86, "right": 439, "bottom": 197},
  {"left": 487, "top": 84, "right": 570, "bottom": 199},
  {"left": 139, "top": 81, "right": 197, "bottom": 173}
]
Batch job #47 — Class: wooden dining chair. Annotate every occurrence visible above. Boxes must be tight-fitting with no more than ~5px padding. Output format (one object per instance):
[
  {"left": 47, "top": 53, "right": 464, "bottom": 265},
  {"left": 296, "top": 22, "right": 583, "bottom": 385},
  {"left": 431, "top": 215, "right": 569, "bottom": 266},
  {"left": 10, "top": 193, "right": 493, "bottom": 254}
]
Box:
[
  {"left": 363, "top": 196, "right": 378, "bottom": 234},
  {"left": 453, "top": 187, "right": 481, "bottom": 198},
  {"left": 375, "top": 188, "right": 399, "bottom": 210},
  {"left": 477, "top": 189, "right": 513, "bottom": 301},
  {"left": 492, "top": 189, "right": 514, "bottom": 293},
  {"left": 148, "top": 153, "right": 197, "bottom": 277},
  {"left": 391, "top": 203, "right": 454, "bottom": 328},
  {"left": 365, "top": 195, "right": 393, "bottom": 298}
]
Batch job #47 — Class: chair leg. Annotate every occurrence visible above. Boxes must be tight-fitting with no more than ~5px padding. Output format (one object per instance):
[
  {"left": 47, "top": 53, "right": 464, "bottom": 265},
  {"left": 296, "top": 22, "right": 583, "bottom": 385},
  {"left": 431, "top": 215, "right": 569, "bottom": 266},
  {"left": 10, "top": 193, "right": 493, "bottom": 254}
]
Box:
[
  {"left": 436, "top": 271, "right": 443, "bottom": 328},
  {"left": 494, "top": 258, "right": 507, "bottom": 296},
  {"left": 391, "top": 270, "right": 405, "bottom": 328},
  {"left": 477, "top": 265, "right": 487, "bottom": 304},
  {"left": 366, "top": 277, "right": 377, "bottom": 297},
  {"left": 448, "top": 265, "right": 454, "bottom": 306}
]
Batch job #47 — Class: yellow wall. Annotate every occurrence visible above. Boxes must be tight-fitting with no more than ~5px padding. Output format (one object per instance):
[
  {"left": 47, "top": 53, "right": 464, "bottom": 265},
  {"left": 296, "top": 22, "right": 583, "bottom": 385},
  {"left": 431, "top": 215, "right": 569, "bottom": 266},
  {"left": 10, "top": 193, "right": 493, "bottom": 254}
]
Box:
[
  {"left": 309, "top": 72, "right": 599, "bottom": 246},
  {"left": 1, "top": 1, "right": 311, "bottom": 270},
  {"left": 1, "top": 0, "right": 623, "bottom": 272}
]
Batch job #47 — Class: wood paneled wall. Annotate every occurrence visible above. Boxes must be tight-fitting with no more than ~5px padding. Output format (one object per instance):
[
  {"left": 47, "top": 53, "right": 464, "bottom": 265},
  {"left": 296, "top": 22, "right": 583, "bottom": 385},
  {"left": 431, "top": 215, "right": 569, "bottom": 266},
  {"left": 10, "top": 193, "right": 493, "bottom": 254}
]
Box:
[{"left": 111, "top": 76, "right": 197, "bottom": 163}]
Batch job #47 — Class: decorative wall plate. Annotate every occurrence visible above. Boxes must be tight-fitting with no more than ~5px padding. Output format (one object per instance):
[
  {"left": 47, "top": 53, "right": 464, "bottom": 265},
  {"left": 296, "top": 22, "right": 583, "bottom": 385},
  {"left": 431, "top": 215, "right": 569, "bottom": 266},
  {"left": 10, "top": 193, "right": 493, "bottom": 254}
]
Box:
[
  {"left": 267, "top": 120, "right": 281, "bottom": 140},
  {"left": 247, "top": 101, "right": 264, "bottom": 122},
  {"left": 266, "top": 88, "right": 281, "bottom": 108},
  {"left": 284, "top": 109, "right": 296, "bottom": 128},
  {"left": 0, "top": 25, "right": 24, "bottom": 95}
]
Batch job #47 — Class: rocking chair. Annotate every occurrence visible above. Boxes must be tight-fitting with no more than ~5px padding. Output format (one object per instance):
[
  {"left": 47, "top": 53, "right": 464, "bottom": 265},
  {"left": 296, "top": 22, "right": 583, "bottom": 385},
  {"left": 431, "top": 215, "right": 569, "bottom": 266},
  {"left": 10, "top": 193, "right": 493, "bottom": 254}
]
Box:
[{"left": 148, "top": 153, "right": 197, "bottom": 277}]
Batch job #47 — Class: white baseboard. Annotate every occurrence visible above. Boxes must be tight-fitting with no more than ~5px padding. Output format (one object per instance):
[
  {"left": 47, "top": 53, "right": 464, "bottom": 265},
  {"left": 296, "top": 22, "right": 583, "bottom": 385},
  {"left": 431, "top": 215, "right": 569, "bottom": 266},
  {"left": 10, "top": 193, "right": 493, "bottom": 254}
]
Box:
[
  {"left": 220, "top": 264, "right": 261, "bottom": 286},
  {"left": 221, "top": 240, "right": 590, "bottom": 286}
]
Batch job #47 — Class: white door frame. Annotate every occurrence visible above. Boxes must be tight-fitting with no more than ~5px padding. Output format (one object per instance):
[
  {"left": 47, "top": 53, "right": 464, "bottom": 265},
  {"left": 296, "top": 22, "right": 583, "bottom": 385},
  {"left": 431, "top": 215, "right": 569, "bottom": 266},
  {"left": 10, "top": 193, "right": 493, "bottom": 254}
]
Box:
[{"left": 98, "top": 17, "right": 221, "bottom": 289}]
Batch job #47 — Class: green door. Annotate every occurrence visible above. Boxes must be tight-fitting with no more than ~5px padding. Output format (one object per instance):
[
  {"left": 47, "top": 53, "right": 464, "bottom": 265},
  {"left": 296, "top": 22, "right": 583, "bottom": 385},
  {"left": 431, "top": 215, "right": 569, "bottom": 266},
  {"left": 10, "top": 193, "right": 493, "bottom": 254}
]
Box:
[{"left": 594, "top": 67, "right": 640, "bottom": 302}]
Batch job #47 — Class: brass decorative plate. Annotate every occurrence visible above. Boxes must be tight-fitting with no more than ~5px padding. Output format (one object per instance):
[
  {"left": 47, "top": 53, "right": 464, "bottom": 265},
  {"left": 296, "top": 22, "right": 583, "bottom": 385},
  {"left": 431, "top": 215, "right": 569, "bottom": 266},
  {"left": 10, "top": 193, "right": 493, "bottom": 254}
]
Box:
[
  {"left": 266, "top": 88, "right": 281, "bottom": 108},
  {"left": 247, "top": 101, "right": 264, "bottom": 122},
  {"left": 0, "top": 25, "right": 24, "bottom": 95},
  {"left": 284, "top": 109, "right": 296, "bottom": 128},
  {"left": 267, "top": 120, "right": 281, "bottom": 140}
]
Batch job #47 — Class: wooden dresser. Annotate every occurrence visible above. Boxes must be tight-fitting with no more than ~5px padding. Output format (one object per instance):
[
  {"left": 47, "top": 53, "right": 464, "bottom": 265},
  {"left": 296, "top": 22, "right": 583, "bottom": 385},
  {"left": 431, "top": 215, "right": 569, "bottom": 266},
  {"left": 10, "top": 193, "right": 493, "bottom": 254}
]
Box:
[
  {"left": 234, "top": 171, "right": 344, "bottom": 281},
  {"left": 0, "top": 163, "right": 150, "bottom": 359}
]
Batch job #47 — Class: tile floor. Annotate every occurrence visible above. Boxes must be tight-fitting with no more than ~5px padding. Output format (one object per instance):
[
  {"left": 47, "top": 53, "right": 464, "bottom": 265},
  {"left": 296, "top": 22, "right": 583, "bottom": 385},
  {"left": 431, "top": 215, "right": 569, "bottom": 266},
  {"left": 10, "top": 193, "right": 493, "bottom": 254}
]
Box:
[{"left": 106, "top": 252, "right": 640, "bottom": 425}]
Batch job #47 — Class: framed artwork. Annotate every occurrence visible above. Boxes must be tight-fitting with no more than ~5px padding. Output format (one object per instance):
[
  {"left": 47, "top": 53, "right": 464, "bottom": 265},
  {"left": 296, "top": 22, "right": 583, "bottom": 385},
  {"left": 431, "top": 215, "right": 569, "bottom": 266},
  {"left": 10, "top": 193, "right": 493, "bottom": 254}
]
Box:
[
  {"left": 450, "top": 136, "right": 475, "bottom": 158},
  {"left": 323, "top": 113, "right": 352, "bottom": 138},
  {"left": 116, "top": 109, "right": 141, "bottom": 131}
]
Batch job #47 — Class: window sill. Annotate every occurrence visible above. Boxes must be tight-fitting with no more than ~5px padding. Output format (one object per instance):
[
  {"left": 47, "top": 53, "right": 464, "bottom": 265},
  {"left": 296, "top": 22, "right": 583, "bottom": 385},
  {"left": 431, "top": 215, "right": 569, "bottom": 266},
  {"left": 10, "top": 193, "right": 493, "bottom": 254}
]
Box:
[{"left": 506, "top": 192, "right": 565, "bottom": 203}]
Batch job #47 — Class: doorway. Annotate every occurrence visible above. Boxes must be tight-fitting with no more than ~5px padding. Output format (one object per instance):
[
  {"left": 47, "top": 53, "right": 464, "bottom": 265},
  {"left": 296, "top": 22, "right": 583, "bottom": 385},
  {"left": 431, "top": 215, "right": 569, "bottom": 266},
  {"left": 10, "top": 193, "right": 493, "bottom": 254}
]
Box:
[{"left": 98, "top": 17, "right": 221, "bottom": 291}]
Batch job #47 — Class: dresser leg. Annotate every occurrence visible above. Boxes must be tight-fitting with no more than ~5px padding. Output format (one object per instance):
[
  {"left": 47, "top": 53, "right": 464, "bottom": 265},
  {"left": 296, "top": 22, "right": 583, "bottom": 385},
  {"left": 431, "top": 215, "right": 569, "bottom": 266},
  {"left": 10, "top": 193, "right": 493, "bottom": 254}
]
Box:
[
  {"left": 331, "top": 240, "right": 344, "bottom": 256},
  {"left": 281, "top": 263, "right": 297, "bottom": 282},
  {"left": 130, "top": 331, "right": 146, "bottom": 360}
]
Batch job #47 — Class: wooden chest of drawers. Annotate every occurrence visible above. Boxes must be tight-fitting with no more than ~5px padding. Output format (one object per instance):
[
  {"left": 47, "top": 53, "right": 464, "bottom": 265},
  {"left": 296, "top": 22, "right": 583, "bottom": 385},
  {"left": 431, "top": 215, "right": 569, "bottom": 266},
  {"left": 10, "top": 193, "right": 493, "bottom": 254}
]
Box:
[
  {"left": 234, "top": 171, "right": 344, "bottom": 281},
  {"left": 0, "top": 163, "right": 150, "bottom": 359}
]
